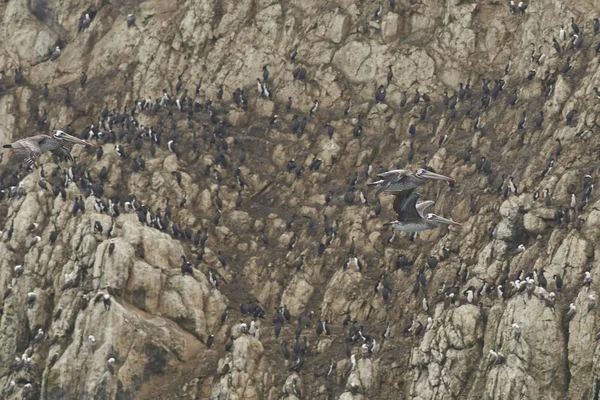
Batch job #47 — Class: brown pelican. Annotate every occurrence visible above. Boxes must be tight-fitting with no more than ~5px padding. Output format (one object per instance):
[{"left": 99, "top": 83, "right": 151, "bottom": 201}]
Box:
[
  {"left": 368, "top": 168, "right": 454, "bottom": 196},
  {"left": 383, "top": 189, "right": 460, "bottom": 232},
  {"left": 2, "top": 130, "right": 92, "bottom": 168}
]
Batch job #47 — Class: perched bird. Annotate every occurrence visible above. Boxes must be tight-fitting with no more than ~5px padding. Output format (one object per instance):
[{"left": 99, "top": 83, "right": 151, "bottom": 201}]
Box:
[
  {"left": 181, "top": 256, "right": 193, "bottom": 276},
  {"left": 50, "top": 46, "right": 61, "bottom": 61},
  {"left": 80, "top": 72, "right": 87, "bottom": 87},
  {"left": 512, "top": 323, "right": 521, "bottom": 341},
  {"left": 127, "top": 14, "right": 135, "bottom": 27},
  {"left": 107, "top": 358, "right": 115, "bottom": 374},
  {"left": 89, "top": 335, "right": 96, "bottom": 352}
]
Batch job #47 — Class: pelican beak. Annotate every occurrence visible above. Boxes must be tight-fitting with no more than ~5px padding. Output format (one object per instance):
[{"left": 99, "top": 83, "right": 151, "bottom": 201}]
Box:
[
  {"left": 434, "top": 215, "right": 461, "bottom": 227},
  {"left": 61, "top": 133, "right": 93, "bottom": 147},
  {"left": 421, "top": 170, "right": 454, "bottom": 182}
]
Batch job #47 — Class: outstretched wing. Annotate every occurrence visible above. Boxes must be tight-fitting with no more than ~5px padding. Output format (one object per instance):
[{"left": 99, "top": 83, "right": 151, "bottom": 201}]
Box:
[
  {"left": 50, "top": 145, "right": 74, "bottom": 163},
  {"left": 3, "top": 138, "right": 43, "bottom": 169},
  {"left": 392, "top": 189, "right": 422, "bottom": 222},
  {"left": 374, "top": 170, "right": 409, "bottom": 196}
]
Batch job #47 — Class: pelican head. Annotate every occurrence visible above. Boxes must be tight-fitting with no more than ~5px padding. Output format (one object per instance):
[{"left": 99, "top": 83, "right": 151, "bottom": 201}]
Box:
[
  {"left": 415, "top": 169, "right": 454, "bottom": 182},
  {"left": 426, "top": 213, "right": 461, "bottom": 227},
  {"left": 53, "top": 130, "right": 92, "bottom": 147}
]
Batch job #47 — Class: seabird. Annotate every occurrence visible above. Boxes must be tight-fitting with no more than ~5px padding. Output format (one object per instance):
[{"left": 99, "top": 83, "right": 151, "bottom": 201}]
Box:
[
  {"left": 89, "top": 335, "right": 96, "bottom": 351},
  {"left": 572, "top": 34, "right": 583, "bottom": 49},
  {"left": 27, "top": 292, "right": 36, "bottom": 308},
  {"left": 383, "top": 189, "right": 461, "bottom": 232},
  {"left": 505, "top": 57, "right": 512, "bottom": 75},
  {"left": 589, "top": 295, "right": 596, "bottom": 312},
  {"left": 553, "top": 38, "right": 562, "bottom": 53},
  {"left": 375, "top": 85, "right": 386, "bottom": 103},
  {"left": 512, "top": 323, "right": 521, "bottom": 341},
  {"left": 562, "top": 57, "right": 572, "bottom": 74},
  {"left": 181, "top": 256, "right": 193, "bottom": 276},
  {"left": 571, "top": 17, "right": 580, "bottom": 34},
  {"left": 50, "top": 46, "right": 61, "bottom": 61},
  {"left": 368, "top": 168, "right": 454, "bottom": 196},
  {"left": 107, "top": 358, "right": 115, "bottom": 374},
  {"left": 559, "top": 25, "right": 566, "bottom": 41},
  {"left": 80, "top": 72, "right": 87, "bottom": 87},
  {"left": 566, "top": 303, "right": 576, "bottom": 322},
  {"left": 3, "top": 130, "right": 92, "bottom": 168},
  {"left": 30, "top": 236, "right": 41, "bottom": 247},
  {"left": 127, "top": 14, "right": 135, "bottom": 27},
  {"left": 34, "top": 328, "right": 44, "bottom": 342},
  {"left": 309, "top": 99, "right": 319, "bottom": 116},
  {"left": 584, "top": 271, "right": 593, "bottom": 289},
  {"left": 103, "top": 293, "right": 111, "bottom": 310}
]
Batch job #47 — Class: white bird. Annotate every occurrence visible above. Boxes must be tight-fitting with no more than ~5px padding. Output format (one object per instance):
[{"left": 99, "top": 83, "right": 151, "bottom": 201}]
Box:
[
  {"left": 559, "top": 25, "right": 566, "bottom": 41},
  {"left": 584, "top": 271, "right": 593, "bottom": 289},
  {"left": 425, "top": 317, "right": 433, "bottom": 332},
  {"left": 545, "top": 292, "right": 556, "bottom": 309},
  {"left": 107, "top": 358, "right": 115, "bottom": 374},
  {"left": 566, "top": 303, "right": 576, "bottom": 321},
  {"left": 14, "top": 264, "right": 24, "bottom": 277},
  {"left": 89, "top": 335, "right": 96, "bottom": 351},
  {"left": 488, "top": 349, "right": 498, "bottom": 363},
  {"left": 589, "top": 295, "right": 596, "bottom": 313},
  {"left": 422, "top": 297, "right": 428, "bottom": 311},
  {"left": 30, "top": 236, "right": 41, "bottom": 247},
  {"left": 50, "top": 46, "right": 61, "bottom": 61},
  {"left": 6, "top": 380, "right": 15, "bottom": 395},
  {"left": 516, "top": 244, "right": 526, "bottom": 253},
  {"left": 512, "top": 323, "right": 521, "bottom": 341},
  {"left": 249, "top": 320, "right": 256, "bottom": 335},
  {"left": 466, "top": 289, "right": 474, "bottom": 304},
  {"left": 310, "top": 100, "right": 319, "bottom": 116},
  {"left": 34, "top": 328, "right": 44, "bottom": 342}
]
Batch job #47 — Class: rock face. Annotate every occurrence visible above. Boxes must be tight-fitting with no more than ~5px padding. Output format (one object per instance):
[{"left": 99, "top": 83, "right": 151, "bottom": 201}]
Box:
[{"left": 0, "top": 0, "right": 599, "bottom": 399}]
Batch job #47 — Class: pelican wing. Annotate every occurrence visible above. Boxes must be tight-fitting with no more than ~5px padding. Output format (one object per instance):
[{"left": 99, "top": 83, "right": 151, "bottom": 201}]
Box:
[
  {"left": 392, "top": 189, "right": 422, "bottom": 221},
  {"left": 376, "top": 169, "right": 409, "bottom": 179},
  {"left": 50, "top": 145, "right": 74, "bottom": 163},
  {"left": 416, "top": 200, "right": 435, "bottom": 218},
  {"left": 2, "top": 136, "right": 45, "bottom": 168},
  {"left": 372, "top": 170, "right": 410, "bottom": 196}
]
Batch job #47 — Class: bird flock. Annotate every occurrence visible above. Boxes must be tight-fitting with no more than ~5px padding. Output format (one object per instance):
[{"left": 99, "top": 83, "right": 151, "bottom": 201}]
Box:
[{"left": 2, "top": 1, "right": 600, "bottom": 398}]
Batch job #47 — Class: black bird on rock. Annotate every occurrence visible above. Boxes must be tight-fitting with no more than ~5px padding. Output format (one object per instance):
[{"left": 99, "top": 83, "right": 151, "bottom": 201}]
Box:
[{"left": 181, "top": 256, "right": 193, "bottom": 276}]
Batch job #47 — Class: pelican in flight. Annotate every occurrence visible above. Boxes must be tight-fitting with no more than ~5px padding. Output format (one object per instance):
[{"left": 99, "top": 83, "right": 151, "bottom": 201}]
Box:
[
  {"left": 383, "top": 189, "right": 460, "bottom": 232},
  {"left": 2, "top": 130, "right": 92, "bottom": 168},
  {"left": 368, "top": 168, "right": 454, "bottom": 196}
]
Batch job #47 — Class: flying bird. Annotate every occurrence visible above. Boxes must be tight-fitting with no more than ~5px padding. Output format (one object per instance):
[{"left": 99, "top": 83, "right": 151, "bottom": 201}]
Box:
[
  {"left": 383, "top": 189, "right": 461, "bottom": 232},
  {"left": 367, "top": 169, "right": 454, "bottom": 197},
  {"left": 2, "top": 130, "right": 92, "bottom": 168}
]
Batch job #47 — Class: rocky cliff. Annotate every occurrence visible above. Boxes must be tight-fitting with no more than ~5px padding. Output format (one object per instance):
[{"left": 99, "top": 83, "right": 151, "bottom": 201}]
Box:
[{"left": 1, "top": 0, "right": 600, "bottom": 399}]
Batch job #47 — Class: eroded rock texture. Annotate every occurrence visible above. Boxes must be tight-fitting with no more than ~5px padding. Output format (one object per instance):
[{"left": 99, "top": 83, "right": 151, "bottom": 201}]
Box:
[{"left": 0, "top": 0, "right": 600, "bottom": 398}]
